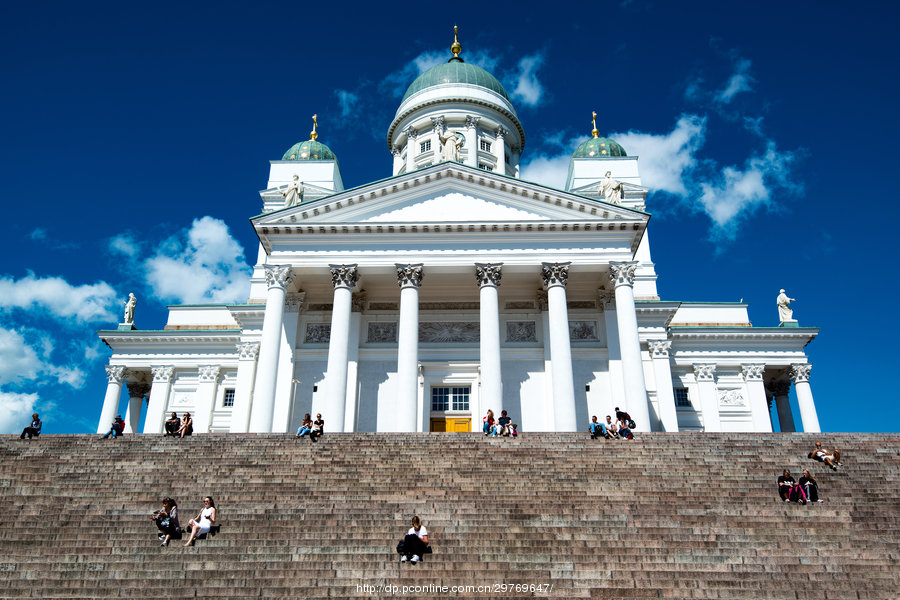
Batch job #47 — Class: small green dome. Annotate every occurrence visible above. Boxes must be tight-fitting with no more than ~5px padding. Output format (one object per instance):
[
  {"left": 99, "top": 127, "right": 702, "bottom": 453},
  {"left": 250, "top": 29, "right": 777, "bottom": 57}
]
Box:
[
  {"left": 402, "top": 59, "right": 510, "bottom": 103},
  {"left": 572, "top": 136, "right": 627, "bottom": 158},
  {"left": 282, "top": 139, "right": 336, "bottom": 161}
]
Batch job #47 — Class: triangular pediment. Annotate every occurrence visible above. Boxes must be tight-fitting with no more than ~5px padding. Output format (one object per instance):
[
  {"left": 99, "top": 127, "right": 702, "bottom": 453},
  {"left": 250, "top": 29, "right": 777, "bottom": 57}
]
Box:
[{"left": 252, "top": 163, "right": 647, "bottom": 228}]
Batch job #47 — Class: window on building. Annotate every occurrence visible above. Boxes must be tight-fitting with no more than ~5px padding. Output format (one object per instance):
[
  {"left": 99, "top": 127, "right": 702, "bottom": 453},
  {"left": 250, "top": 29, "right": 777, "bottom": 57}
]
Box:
[
  {"left": 674, "top": 387, "right": 691, "bottom": 408},
  {"left": 480, "top": 140, "right": 491, "bottom": 152},
  {"left": 431, "top": 386, "right": 470, "bottom": 412},
  {"left": 223, "top": 388, "right": 235, "bottom": 408},
  {"left": 478, "top": 163, "right": 493, "bottom": 171},
  {"left": 419, "top": 140, "right": 431, "bottom": 154}
]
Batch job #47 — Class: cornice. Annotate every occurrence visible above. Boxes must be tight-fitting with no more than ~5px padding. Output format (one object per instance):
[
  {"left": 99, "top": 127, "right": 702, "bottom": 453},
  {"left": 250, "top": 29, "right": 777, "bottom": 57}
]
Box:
[
  {"left": 669, "top": 326, "right": 819, "bottom": 343},
  {"left": 98, "top": 329, "right": 243, "bottom": 346}
]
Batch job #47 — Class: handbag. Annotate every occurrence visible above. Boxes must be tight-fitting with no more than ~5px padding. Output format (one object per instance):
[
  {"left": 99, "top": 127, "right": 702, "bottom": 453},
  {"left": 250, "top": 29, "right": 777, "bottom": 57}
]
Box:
[{"left": 628, "top": 419, "right": 636, "bottom": 429}]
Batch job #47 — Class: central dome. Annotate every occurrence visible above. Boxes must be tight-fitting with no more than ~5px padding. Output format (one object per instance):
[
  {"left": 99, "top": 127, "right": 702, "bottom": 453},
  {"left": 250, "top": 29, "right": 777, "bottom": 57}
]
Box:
[{"left": 402, "top": 59, "right": 511, "bottom": 103}]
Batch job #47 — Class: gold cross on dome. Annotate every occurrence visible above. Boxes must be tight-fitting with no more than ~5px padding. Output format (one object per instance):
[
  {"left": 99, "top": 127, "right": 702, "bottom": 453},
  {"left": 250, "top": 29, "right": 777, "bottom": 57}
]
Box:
[
  {"left": 310, "top": 114, "right": 318, "bottom": 141},
  {"left": 591, "top": 111, "right": 599, "bottom": 138}
]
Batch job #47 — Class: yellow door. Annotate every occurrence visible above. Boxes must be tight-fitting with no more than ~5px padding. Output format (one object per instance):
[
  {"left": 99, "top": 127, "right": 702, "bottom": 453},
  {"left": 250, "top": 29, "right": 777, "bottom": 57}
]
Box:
[{"left": 430, "top": 418, "right": 471, "bottom": 432}]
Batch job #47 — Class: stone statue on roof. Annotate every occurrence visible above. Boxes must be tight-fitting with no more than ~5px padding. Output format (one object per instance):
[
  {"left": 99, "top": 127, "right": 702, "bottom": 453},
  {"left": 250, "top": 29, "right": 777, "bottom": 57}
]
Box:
[
  {"left": 282, "top": 174, "right": 303, "bottom": 207},
  {"left": 777, "top": 289, "right": 796, "bottom": 323},
  {"left": 600, "top": 171, "right": 622, "bottom": 205},
  {"left": 123, "top": 293, "right": 136, "bottom": 325},
  {"left": 439, "top": 130, "right": 463, "bottom": 162}
]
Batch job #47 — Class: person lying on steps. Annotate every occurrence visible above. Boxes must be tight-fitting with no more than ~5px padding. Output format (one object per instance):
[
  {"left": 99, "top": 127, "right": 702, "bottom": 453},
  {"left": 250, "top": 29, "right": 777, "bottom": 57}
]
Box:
[{"left": 809, "top": 441, "right": 841, "bottom": 471}]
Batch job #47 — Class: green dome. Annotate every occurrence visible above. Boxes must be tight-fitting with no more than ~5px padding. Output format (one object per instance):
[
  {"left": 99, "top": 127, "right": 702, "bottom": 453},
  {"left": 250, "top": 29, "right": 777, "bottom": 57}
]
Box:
[
  {"left": 572, "top": 136, "right": 627, "bottom": 158},
  {"left": 402, "top": 59, "right": 510, "bottom": 103},
  {"left": 282, "top": 139, "right": 336, "bottom": 161}
]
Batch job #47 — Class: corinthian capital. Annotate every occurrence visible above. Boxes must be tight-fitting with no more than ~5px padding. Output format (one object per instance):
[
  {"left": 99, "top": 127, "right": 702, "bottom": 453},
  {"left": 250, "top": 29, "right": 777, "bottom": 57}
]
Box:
[
  {"left": 151, "top": 366, "right": 175, "bottom": 383},
  {"left": 430, "top": 116, "right": 445, "bottom": 133},
  {"left": 198, "top": 365, "right": 221, "bottom": 383},
  {"left": 264, "top": 265, "right": 294, "bottom": 291},
  {"left": 475, "top": 263, "right": 503, "bottom": 288},
  {"left": 693, "top": 363, "right": 716, "bottom": 382},
  {"left": 126, "top": 381, "right": 151, "bottom": 399},
  {"left": 237, "top": 342, "right": 260, "bottom": 360},
  {"left": 541, "top": 262, "right": 570, "bottom": 288},
  {"left": 597, "top": 288, "right": 615, "bottom": 309},
  {"left": 790, "top": 363, "right": 812, "bottom": 383},
  {"left": 329, "top": 264, "right": 359, "bottom": 289},
  {"left": 766, "top": 379, "right": 791, "bottom": 397},
  {"left": 742, "top": 364, "right": 765, "bottom": 381},
  {"left": 465, "top": 115, "right": 481, "bottom": 129},
  {"left": 105, "top": 365, "right": 127, "bottom": 384},
  {"left": 496, "top": 125, "right": 509, "bottom": 139},
  {"left": 403, "top": 125, "right": 418, "bottom": 141},
  {"left": 648, "top": 340, "right": 672, "bottom": 358},
  {"left": 608, "top": 261, "right": 638, "bottom": 288},
  {"left": 396, "top": 264, "right": 424, "bottom": 289},
  {"left": 284, "top": 292, "right": 306, "bottom": 312}
]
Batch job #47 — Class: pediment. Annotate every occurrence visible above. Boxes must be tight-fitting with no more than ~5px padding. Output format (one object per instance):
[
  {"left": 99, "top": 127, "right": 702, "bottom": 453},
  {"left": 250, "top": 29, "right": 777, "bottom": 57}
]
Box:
[
  {"left": 572, "top": 179, "right": 647, "bottom": 199},
  {"left": 253, "top": 163, "right": 647, "bottom": 228}
]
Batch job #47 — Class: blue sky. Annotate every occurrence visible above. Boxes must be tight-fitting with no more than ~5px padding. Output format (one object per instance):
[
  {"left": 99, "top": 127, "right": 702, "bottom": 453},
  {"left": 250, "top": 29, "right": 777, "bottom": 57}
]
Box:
[{"left": 1, "top": 1, "right": 897, "bottom": 433}]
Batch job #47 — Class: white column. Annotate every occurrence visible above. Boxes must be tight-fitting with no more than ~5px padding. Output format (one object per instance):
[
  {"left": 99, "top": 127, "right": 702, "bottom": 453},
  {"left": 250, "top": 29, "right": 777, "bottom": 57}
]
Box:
[
  {"left": 144, "top": 366, "right": 174, "bottom": 434},
  {"left": 791, "top": 363, "right": 820, "bottom": 433},
  {"left": 97, "top": 365, "right": 127, "bottom": 434},
  {"left": 537, "top": 291, "right": 555, "bottom": 430},
  {"left": 344, "top": 292, "right": 364, "bottom": 432},
  {"left": 743, "top": 364, "right": 773, "bottom": 432},
  {"left": 495, "top": 126, "right": 507, "bottom": 173},
  {"left": 404, "top": 126, "right": 418, "bottom": 173},
  {"left": 395, "top": 264, "right": 423, "bottom": 432},
  {"left": 693, "top": 364, "right": 720, "bottom": 432},
  {"left": 608, "top": 262, "right": 651, "bottom": 431},
  {"left": 476, "top": 263, "right": 503, "bottom": 413},
  {"left": 649, "top": 341, "right": 678, "bottom": 432},
  {"left": 465, "top": 115, "right": 480, "bottom": 168},
  {"left": 324, "top": 264, "right": 358, "bottom": 433},
  {"left": 541, "top": 262, "right": 577, "bottom": 431},
  {"left": 124, "top": 381, "right": 150, "bottom": 434},
  {"left": 599, "top": 291, "right": 624, "bottom": 420},
  {"left": 250, "top": 264, "right": 293, "bottom": 432},
  {"left": 193, "top": 366, "right": 221, "bottom": 433},
  {"left": 392, "top": 148, "right": 403, "bottom": 175},
  {"left": 230, "top": 343, "right": 259, "bottom": 433},
  {"left": 768, "top": 379, "right": 795, "bottom": 432}
]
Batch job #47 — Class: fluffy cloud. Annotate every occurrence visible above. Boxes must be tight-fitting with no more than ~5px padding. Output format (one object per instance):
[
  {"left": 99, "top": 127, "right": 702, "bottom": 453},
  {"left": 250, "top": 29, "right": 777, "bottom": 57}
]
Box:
[
  {"left": 145, "top": 216, "right": 251, "bottom": 304},
  {"left": 520, "top": 152, "right": 572, "bottom": 190},
  {"left": 716, "top": 58, "right": 754, "bottom": 104},
  {"left": 108, "top": 233, "right": 140, "bottom": 257},
  {"left": 0, "top": 328, "right": 43, "bottom": 384},
  {"left": 335, "top": 89, "right": 359, "bottom": 119},
  {"left": 0, "top": 273, "right": 118, "bottom": 322},
  {"left": 380, "top": 51, "right": 446, "bottom": 98},
  {"left": 0, "top": 391, "right": 42, "bottom": 434},
  {"left": 508, "top": 53, "right": 546, "bottom": 107},
  {"left": 613, "top": 115, "right": 707, "bottom": 196}
]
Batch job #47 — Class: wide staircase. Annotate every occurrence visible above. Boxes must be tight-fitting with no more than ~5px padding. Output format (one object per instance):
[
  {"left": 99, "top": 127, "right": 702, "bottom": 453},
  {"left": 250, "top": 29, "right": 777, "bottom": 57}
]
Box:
[{"left": 0, "top": 432, "right": 897, "bottom": 599}]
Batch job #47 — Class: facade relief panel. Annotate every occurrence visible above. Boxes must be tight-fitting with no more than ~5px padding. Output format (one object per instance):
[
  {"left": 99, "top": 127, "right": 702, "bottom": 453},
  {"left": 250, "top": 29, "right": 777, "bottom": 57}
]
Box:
[
  {"left": 367, "top": 322, "right": 398, "bottom": 343},
  {"left": 420, "top": 322, "right": 480, "bottom": 343},
  {"left": 304, "top": 323, "right": 331, "bottom": 344},
  {"left": 506, "top": 321, "right": 537, "bottom": 343}
]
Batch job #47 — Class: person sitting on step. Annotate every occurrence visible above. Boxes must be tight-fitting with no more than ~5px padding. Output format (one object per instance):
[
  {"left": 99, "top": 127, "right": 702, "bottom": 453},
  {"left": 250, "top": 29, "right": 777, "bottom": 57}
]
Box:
[
  {"left": 777, "top": 469, "right": 806, "bottom": 503},
  {"left": 100, "top": 415, "right": 125, "bottom": 439},
  {"left": 497, "top": 410, "right": 511, "bottom": 436},
  {"left": 309, "top": 413, "right": 324, "bottom": 442},
  {"left": 296, "top": 413, "right": 312, "bottom": 438},
  {"left": 176, "top": 413, "right": 193, "bottom": 439},
  {"left": 164, "top": 412, "right": 181, "bottom": 437},
  {"left": 183, "top": 496, "right": 216, "bottom": 546},
  {"left": 589, "top": 415, "right": 609, "bottom": 439},
  {"left": 799, "top": 469, "right": 822, "bottom": 502},
  {"left": 809, "top": 441, "right": 841, "bottom": 471},
  {"left": 482, "top": 410, "right": 494, "bottom": 435},
  {"left": 398, "top": 515, "right": 430, "bottom": 564},
  {"left": 151, "top": 497, "right": 181, "bottom": 546},
  {"left": 510, "top": 423, "right": 518, "bottom": 438},
  {"left": 605, "top": 415, "right": 619, "bottom": 439},
  {"left": 20, "top": 413, "right": 42, "bottom": 440},
  {"left": 616, "top": 415, "right": 633, "bottom": 440}
]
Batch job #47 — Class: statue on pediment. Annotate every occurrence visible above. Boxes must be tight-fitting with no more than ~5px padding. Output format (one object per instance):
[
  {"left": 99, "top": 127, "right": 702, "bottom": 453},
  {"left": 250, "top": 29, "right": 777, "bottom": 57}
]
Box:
[
  {"left": 601, "top": 171, "right": 622, "bottom": 205},
  {"left": 283, "top": 174, "right": 303, "bottom": 207},
  {"left": 123, "top": 293, "right": 136, "bottom": 325},
  {"left": 777, "top": 289, "right": 796, "bottom": 322},
  {"left": 439, "top": 130, "right": 463, "bottom": 162}
]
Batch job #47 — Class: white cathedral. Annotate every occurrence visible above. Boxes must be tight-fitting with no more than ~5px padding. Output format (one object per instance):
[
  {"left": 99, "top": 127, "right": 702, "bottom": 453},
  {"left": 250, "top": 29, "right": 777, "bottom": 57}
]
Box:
[{"left": 97, "top": 34, "right": 821, "bottom": 436}]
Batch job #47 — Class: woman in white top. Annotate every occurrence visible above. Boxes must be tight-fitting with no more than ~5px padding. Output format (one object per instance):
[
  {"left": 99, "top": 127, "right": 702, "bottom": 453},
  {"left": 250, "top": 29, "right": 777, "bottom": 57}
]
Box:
[
  {"left": 183, "top": 496, "right": 216, "bottom": 546},
  {"left": 399, "top": 515, "right": 429, "bottom": 564}
]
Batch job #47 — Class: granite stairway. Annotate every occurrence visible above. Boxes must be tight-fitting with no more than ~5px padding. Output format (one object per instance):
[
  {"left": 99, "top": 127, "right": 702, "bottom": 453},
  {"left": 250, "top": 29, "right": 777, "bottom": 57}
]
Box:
[{"left": 0, "top": 432, "right": 897, "bottom": 599}]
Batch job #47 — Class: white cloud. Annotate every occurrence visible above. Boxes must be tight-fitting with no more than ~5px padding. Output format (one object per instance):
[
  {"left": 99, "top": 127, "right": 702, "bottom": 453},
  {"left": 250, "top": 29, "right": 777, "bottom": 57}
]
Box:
[
  {"left": 29, "top": 228, "right": 47, "bottom": 240},
  {"left": 715, "top": 58, "right": 753, "bottom": 104},
  {"left": 0, "top": 328, "right": 43, "bottom": 384},
  {"left": 335, "top": 89, "right": 359, "bottom": 119},
  {"left": 520, "top": 152, "right": 573, "bottom": 190},
  {"left": 145, "top": 216, "right": 251, "bottom": 304},
  {"left": 108, "top": 233, "right": 140, "bottom": 257},
  {"left": 613, "top": 115, "right": 707, "bottom": 196},
  {"left": 381, "top": 51, "right": 446, "bottom": 98},
  {"left": 698, "top": 142, "right": 799, "bottom": 238},
  {"left": 508, "top": 53, "right": 545, "bottom": 107},
  {"left": 0, "top": 391, "right": 42, "bottom": 434},
  {"left": 0, "top": 273, "right": 118, "bottom": 322}
]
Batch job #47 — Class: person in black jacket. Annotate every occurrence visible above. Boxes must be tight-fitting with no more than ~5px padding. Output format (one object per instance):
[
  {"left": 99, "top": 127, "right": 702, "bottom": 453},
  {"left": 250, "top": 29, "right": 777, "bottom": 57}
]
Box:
[
  {"left": 20, "top": 413, "right": 42, "bottom": 439},
  {"left": 799, "top": 469, "right": 822, "bottom": 503},
  {"left": 777, "top": 470, "right": 796, "bottom": 502}
]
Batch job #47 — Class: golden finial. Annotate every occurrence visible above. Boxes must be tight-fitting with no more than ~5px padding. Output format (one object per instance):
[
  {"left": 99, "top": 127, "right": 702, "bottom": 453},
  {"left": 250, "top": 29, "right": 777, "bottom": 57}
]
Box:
[
  {"left": 591, "top": 111, "right": 599, "bottom": 138},
  {"left": 310, "top": 114, "right": 318, "bottom": 141},
  {"left": 451, "top": 25, "right": 462, "bottom": 58}
]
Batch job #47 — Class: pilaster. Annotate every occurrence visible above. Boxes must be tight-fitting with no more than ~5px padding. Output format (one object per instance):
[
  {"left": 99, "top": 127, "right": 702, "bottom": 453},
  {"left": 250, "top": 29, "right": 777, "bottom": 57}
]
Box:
[
  {"left": 693, "top": 363, "right": 720, "bottom": 432},
  {"left": 144, "top": 366, "right": 175, "bottom": 434},
  {"left": 648, "top": 341, "right": 678, "bottom": 432},
  {"left": 742, "top": 364, "right": 772, "bottom": 432}
]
